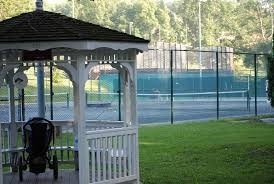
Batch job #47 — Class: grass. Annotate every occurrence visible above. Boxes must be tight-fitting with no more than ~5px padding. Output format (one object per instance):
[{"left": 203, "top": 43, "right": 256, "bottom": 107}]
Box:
[
  {"left": 139, "top": 119, "right": 274, "bottom": 184},
  {"left": 0, "top": 69, "right": 111, "bottom": 103}
]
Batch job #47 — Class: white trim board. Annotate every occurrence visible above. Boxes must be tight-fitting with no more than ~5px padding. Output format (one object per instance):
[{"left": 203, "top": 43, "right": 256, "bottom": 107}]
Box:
[{"left": 0, "top": 40, "right": 149, "bottom": 52}]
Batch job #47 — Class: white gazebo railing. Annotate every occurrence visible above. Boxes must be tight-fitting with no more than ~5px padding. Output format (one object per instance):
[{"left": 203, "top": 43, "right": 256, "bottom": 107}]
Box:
[
  {"left": 0, "top": 120, "right": 126, "bottom": 166},
  {"left": 1, "top": 121, "right": 137, "bottom": 184},
  {"left": 86, "top": 126, "right": 138, "bottom": 184}
]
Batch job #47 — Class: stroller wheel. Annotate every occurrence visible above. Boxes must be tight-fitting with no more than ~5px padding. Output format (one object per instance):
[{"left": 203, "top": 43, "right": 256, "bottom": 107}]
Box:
[
  {"left": 53, "top": 155, "right": 58, "bottom": 180},
  {"left": 18, "top": 156, "right": 23, "bottom": 182}
]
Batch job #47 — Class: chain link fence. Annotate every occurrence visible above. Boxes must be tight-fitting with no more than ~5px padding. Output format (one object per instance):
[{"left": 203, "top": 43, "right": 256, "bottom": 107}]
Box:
[{"left": 0, "top": 43, "right": 272, "bottom": 124}]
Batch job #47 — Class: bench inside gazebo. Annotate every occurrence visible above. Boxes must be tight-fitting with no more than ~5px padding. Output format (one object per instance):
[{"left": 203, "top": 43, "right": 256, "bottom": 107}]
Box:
[{"left": 0, "top": 1, "right": 149, "bottom": 184}]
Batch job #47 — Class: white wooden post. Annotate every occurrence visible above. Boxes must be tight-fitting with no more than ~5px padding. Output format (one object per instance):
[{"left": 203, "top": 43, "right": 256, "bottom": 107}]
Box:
[
  {"left": 73, "top": 56, "right": 89, "bottom": 184},
  {"left": 121, "top": 69, "right": 131, "bottom": 125},
  {"left": 119, "top": 59, "right": 140, "bottom": 184},
  {"left": 130, "top": 62, "right": 137, "bottom": 126},
  {"left": 73, "top": 82, "right": 79, "bottom": 170},
  {"left": 7, "top": 72, "right": 17, "bottom": 172},
  {"left": 129, "top": 61, "right": 139, "bottom": 184}
]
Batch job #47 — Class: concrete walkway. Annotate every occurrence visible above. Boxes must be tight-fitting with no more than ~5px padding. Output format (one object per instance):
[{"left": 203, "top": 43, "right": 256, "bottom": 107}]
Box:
[{"left": 261, "top": 118, "right": 274, "bottom": 124}]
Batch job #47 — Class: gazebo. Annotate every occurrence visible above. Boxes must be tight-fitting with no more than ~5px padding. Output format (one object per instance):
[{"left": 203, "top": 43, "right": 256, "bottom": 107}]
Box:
[{"left": 0, "top": 1, "right": 149, "bottom": 184}]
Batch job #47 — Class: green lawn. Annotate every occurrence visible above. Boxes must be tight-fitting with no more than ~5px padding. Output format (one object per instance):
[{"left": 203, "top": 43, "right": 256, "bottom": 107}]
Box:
[
  {"left": 0, "top": 76, "right": 111, "bottom": 103},
  {"left": 139, "top": 119, "right": 274, "bottom": 184}
]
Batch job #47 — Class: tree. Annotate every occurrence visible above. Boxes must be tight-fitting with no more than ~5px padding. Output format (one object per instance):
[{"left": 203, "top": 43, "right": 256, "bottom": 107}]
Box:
[
  {"left": 233, "top": 0, "right": 272, "bottom": 52},
  {"left": 0, "top": 0, "right": 34, "bottom": 20},
  {"left": 1, "top": 0, "right": 272, "bottom": 53}
]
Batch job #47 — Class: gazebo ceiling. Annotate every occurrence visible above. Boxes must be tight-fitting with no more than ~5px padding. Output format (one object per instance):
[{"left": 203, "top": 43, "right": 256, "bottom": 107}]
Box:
[{"left": 0, "top": 10, "right": 149, "bottom": 51}]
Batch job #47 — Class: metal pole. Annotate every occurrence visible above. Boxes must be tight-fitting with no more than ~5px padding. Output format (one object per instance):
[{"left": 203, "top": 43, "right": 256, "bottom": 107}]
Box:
[
  {"left": 247, "top": 75, "right": 250, "bottom": 111},
  {"left": 21, "top": 89, "right": 25, "bottom": 121},
  {"left": 247, "top": 75, "right": 250, "bottom": 91},
  {"left": 199, "top": 0, "right": 202, "bottom": 91},
  {"left": 98, "top": 76, "right": 101, "bottom": 101},
  {"left": 72, "top": 0, "right": 75, "bottom": 18},
  {"left": 85, "top": 92, "right": 88, "bottom": 105},
  {"left": 129, "top": 22, "right": 133, "bottom": 34},
  {"left": 216, "top": 52, "right": 219, "bottom": 120},
  {"left": 254, "top": 54, "right": 258, "bottom": 116},
  {"left": 17, "top": 90, "right": 21, "bottom": 121},
  {"left": 118, "top": 72, "right": 121, "bottom": 121},
  {"left": 50, "top": 63, "right": 53, "bottom": 120},
  {"left": 37, "top": 62, "right": 45, "bottom": 118},
  {"left": 186, "top": 51, "right": 189, "bottom": 71},
  {"left": 67, "top": 93, "right": 69, "bottom": 108},
  {"left": 163, "top": 42, "right": 166, "bottom": 70},
  {"left": 271, "top": 9, "right": 273, "bottom": 48},
  {"left": 68, "top": 79, "right": 71, "bottom": 108},
  {"left": 36, "top": 0, "right": 46, "bottom": 118},
  {"left": 170, "top": 50, "right": 174, "bottom": 124}
]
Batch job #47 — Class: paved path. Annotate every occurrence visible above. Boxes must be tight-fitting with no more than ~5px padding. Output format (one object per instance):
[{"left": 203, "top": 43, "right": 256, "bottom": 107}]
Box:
[
  {"left": 261, "top": 118, "right": 274, "bottom": 124},
  {"left": 1, "top": 100, "right": 274, "bottom": 124}
]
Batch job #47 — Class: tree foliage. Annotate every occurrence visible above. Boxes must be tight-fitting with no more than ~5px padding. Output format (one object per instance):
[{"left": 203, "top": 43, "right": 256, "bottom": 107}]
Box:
[
  {"left": 0, "top": 0, "right": 273, "bottom": 53},
  {"left": 0, "top": 0, "right": 34, "bottom": 20}
]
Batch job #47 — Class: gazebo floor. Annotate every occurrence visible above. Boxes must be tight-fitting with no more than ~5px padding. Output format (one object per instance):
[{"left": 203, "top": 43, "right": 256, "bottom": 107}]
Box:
[{"left": 4, "top": 170, "right": 79, "bottom": 184}]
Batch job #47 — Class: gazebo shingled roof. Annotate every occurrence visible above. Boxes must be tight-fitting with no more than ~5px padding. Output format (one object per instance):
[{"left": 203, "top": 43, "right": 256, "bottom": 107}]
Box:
[{"left": 0, "top": 10, "right": 149, "bottom": 43}]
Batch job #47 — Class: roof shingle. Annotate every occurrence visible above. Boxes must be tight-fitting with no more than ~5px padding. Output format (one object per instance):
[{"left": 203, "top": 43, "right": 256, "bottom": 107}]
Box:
[{"left": 0, "top": 10, "right": 149, "bottom": 43}]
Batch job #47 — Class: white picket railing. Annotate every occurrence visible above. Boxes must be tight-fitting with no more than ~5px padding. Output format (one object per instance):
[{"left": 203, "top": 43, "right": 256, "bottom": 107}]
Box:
[
  {"left": 86, "top": 126, "right": 138, "bottom": 184},
  {"left": 0, "top": 120, "right": 125, "bottom": 167},
  {"left": 0, "top": 120, "right": 138, "bottom": 184}
]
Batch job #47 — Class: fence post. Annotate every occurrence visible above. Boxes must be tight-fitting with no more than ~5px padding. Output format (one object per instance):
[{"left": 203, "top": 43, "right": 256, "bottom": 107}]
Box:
[
  {"left": 247, "top": 75, "right": 251, "bottom": 111},
  {"left": 216, "top": 51, "right": 219, "bottom": 120},
  {"left": 98, "top": 77, "right": 101, "bottom": 101},
  {"left": 67, "top": 92, "right": 69, "bottom": 108},
  {"left": 21, "top": 89, "right": 25, "bottom": 121},
  {"left": 85, "top": 92, "right": 88, "bottom": 106},
  {"left": 254, "top": 54, "right": 257, "bottom": 116},
  {"left": 246, "top": 90, "right": 251, "bottom": 111},
  {"left": 17, "top": 66, "right": 25, "bottom": 120},
  {"left": 50, "top": 62, "right": 53, "bottom": 120},
  {"left": 17, "top": 90, "right": 22, "bottom": 121},
  {"left": 170, "top": 50, "right": 174, "bottom": 124},
  {"left": 118, "top": 72, "right": 122, "bottom": 121}
]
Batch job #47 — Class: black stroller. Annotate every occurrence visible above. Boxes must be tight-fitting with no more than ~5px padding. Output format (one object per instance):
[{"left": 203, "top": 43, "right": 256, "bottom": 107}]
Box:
[{"left": 18, "top": 117, "right": 58, "bottom": 181}]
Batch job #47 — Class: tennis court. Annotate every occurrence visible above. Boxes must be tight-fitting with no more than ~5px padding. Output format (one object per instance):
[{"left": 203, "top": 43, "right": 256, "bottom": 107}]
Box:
[{"left": 0, "top": 90, "right": 273, "bottom": 124}]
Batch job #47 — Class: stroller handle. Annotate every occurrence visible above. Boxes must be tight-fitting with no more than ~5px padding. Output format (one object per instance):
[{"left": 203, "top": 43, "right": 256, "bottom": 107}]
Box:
[{"left": 23, "top": 117, "right": 54, "bottom": 131}]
